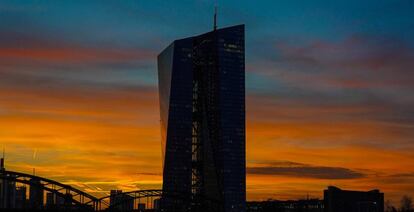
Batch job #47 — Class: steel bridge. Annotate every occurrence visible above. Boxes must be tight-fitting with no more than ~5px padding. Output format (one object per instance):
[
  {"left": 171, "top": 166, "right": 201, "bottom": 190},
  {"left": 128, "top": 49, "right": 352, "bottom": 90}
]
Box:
[
  {"left": 97, "top": 189, "right": 163, "bottom": 210},
  {"left": 0, "top": 169, "right": 99, "bottom": 210},
  {"left": 98, "top": 190, "right": 221, "bottom": 211},
  {"left": 0, "top": 169, "right": 164, "bottom": 211}
]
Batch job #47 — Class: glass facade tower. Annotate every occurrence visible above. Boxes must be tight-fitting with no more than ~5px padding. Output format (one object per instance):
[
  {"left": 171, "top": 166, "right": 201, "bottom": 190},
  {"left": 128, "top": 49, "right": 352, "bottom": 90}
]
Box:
[{"left": 157, "top": 25, "right": 245, "bottom": 212}]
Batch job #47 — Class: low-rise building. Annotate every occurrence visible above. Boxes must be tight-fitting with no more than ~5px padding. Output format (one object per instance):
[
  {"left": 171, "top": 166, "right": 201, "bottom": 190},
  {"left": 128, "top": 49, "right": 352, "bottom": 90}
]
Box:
[{"left": 324, "top": 186, "right": 384, "bottom": 212}]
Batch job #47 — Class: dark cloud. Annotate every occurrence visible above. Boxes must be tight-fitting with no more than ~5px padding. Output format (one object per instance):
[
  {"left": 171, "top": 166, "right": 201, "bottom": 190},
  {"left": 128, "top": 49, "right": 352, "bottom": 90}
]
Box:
[
  {"left": 136, "top": 172, "right": 162, "bottom": 176},
  {"left": 247, "top": 161, "right": 365, "bottom": 179},
  {"left": 370, "top": 172, "right": 414, "bottom": 185},
  {"left": 245, "top": 34, "right": 414, "bottom": 144},
  {"left": 247, "top": 35, "right": 414, "bottom": 107},
  {"left": 388, "top": 173, "right": 414, "bottom": 179},
  {"left": 0, "top": 30, "right": 157, "bottom": 100},
  {"left": 272, "top": 35, "right": 414, "bottom": 89},
  {"left": 0, "top": 30, "right": 156, "bottom": 75},
  {"left": 0, "top": 71, "right": 156, "bottom": 95}
]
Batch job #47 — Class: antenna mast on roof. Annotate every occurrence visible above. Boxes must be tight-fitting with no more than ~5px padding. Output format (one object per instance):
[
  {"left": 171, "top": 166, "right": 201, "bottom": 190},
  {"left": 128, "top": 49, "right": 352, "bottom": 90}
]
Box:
[
  {"left": 214, "top": 6, "right": 218, "bottom": 31},
  {"left": 1, "top": 147, "right": 5, "bottom": 171}
]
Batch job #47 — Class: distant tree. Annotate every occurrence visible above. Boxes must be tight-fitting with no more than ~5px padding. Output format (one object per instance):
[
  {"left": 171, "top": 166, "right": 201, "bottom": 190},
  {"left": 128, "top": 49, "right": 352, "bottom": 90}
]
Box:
[
  {"left": 385, "top": 200, "right": 397, "bottom": 212},
  {"left": 400, "top": 195, "right": 413, "bottom": 212}
]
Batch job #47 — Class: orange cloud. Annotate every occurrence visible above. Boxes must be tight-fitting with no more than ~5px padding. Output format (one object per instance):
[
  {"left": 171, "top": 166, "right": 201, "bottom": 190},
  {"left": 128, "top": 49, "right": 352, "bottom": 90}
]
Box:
[
  {"left": 0, "top": 33, "right": 156, "bottom": 65},
  {"left": 1, "top": 34, "right": 414, "bottom": 202},
  {"left": 0, "top": 47, "right": 152, "bottom": 62},
  {"left": 1, "top": 86, "right": 414, "bottom": 201}
]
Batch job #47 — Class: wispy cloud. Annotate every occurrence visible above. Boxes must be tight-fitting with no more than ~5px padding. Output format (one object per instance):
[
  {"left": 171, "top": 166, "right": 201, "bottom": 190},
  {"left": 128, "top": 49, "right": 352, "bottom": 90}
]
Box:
[
  {"left": 0, "top": 32, "right": 156, "bottom": 74},
  {"left": 266, "top": 35, "right": 414, "bottom": 93},
  {"left": 247, "top": 161, "right": 365, "bottom": 179},
  {"left": 1, "top": 0, "right": 414, "bottom": 203}
]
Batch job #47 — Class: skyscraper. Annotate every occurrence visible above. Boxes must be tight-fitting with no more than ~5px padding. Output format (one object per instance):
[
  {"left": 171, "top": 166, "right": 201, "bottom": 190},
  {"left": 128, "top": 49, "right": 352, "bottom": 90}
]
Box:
[{"left": 157, "top": 24, "right": 245, "bottom": 212}]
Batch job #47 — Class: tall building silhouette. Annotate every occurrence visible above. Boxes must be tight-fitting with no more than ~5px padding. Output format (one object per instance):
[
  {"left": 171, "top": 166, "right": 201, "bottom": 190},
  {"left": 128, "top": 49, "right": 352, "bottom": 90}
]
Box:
[
  {"left": 29, "top": 178, "right": 43, "bottom": 210},
  {"left": 157, "top": 24, "right": 245, "bottom": 212}
]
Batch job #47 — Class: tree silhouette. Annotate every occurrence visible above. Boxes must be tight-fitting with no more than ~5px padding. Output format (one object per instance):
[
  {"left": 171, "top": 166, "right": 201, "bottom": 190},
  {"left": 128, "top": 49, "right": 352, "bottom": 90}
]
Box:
[
  {"left": 400, "top": 195, "right": 413, "bottom": 212},
  {"left": 385, "top": 200, "right": 397, "bottom": 212}
]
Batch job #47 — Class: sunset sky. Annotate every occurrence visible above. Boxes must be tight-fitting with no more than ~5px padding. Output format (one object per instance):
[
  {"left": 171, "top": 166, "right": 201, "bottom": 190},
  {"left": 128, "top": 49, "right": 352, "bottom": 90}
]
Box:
[{"left": 1, "top": 0, "right": 414, "bottom": 204}]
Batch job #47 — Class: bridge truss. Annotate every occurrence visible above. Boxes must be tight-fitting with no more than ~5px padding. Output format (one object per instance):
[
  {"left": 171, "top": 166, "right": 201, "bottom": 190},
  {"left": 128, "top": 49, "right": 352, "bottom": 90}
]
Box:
[
  {"left": 0, "top": 169, "right": 165, "bottom": 211},
  {"left": 0, "top": 169, "right": 99, "bottom": 210}
]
